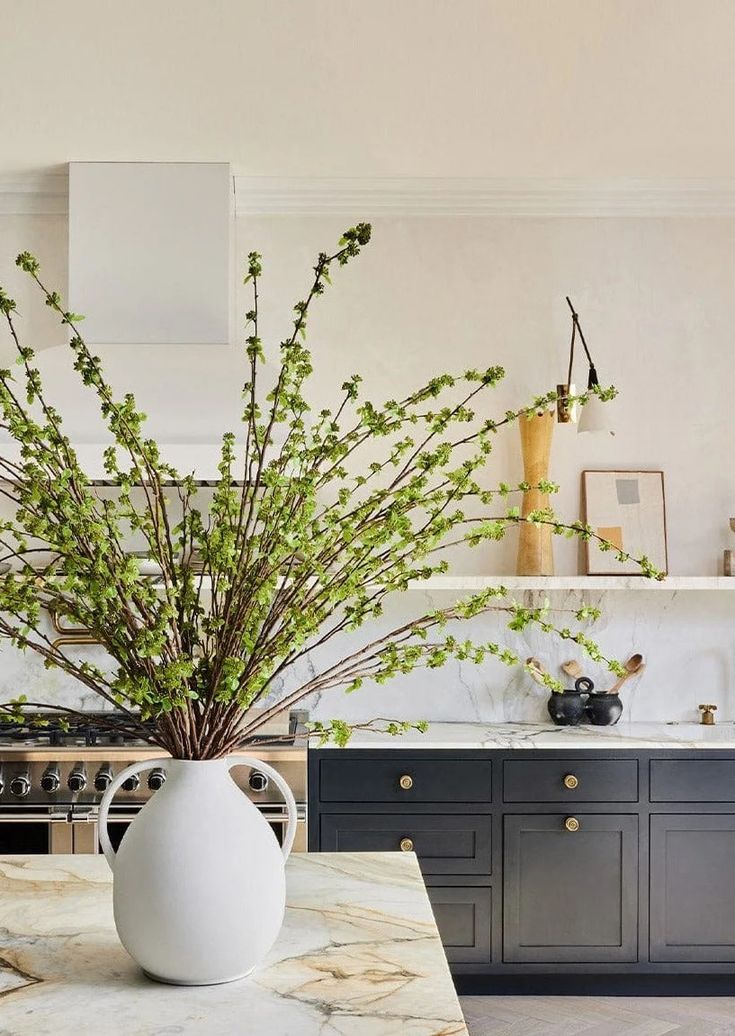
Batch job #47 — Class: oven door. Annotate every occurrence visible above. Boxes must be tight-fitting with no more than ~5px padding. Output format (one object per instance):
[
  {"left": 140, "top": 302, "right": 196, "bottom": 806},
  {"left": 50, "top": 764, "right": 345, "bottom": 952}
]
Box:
[
  {"left": 74, "top": 807, "right": 142, "bottom": 854},
  {"left": 79, "top": 804, "right": 308, "bottom": 855},
  {"left": 0, "top": 809, "right": 71, "bottom": 853},
  {"left": 261, "top": 804, "right": 307, "bottom": 853},
  {"left": 97, "top": 809, "right": 141, "bottom": 853}
]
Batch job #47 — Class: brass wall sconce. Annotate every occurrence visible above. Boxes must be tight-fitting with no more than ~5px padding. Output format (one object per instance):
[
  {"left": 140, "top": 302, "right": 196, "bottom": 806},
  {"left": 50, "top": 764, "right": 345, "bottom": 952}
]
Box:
[{"left": 557, "top": 296, "right": 613, "bottom": 434}]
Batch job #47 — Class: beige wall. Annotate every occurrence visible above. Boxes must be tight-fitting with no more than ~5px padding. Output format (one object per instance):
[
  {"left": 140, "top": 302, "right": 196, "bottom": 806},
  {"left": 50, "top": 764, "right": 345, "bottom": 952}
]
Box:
[
  {"left": 240, "top": 214, "right": 735, "bottom": 576},
  {"left": 2, "top": 210, "right": 734, "bottom": 576},
  {"left": 3, "top": 1, "right": 735, "bottom": 178}
]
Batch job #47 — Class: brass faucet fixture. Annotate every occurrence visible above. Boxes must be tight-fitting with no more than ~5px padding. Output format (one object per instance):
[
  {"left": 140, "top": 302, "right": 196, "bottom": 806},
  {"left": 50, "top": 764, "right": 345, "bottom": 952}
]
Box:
[{"left": 699, "top": 704, "right": 718, "bottom": 725}]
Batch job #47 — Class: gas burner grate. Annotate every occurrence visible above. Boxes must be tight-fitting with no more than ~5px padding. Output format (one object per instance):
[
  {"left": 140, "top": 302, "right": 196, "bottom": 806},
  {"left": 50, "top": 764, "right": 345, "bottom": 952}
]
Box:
[
  {"left": 0, "top": 708, "right": 306, "bottom": 748},
  {"left": 0, "top": 711, "right": 154, "bottom": 747}
]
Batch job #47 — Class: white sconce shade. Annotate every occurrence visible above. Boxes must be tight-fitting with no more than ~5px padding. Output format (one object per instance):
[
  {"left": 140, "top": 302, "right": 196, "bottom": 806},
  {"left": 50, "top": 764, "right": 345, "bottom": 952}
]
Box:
[{"left": 578, "top": 393, "right": 614, "bottom": 434}]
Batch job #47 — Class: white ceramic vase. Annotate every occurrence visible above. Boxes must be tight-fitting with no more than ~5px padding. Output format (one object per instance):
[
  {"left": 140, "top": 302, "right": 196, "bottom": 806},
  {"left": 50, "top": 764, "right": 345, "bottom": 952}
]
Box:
[{"left": 98, "top": 755, "right": 297, "bottom": 985}]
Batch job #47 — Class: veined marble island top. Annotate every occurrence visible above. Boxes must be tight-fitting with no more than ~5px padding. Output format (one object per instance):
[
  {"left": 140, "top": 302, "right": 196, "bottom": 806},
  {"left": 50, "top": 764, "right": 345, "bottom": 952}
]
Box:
[
  {"left": 329, "top": 720, "right": 735, "bottom": 750},
  {"left": 0, "top": 853, "right": 466, "bottom": 1036}
]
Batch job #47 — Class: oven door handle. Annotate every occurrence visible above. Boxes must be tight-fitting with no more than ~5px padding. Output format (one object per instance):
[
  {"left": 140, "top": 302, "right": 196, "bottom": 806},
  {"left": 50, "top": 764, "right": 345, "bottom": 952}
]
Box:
[
  {"left": 0, "top": 812, "right": 69, "bottom": 822},
  {"left": 259, "top": 807, "right": 307, "bottom": 824},
  {"left": 81, "top": 810, "right": 142, "bottom": 824}
]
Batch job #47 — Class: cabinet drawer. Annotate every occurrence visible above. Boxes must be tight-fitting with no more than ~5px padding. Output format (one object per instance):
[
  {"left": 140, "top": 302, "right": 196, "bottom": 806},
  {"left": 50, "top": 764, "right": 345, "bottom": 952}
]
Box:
[
  {"left": 317, "top": 757, "right": 492, "bottom": 803},
  {"left": 650, "top": 759, "right": 735, "bottom": 802},
  {"left": 319, "top": 813, "right": 492, "bottom": 874},
  {"left": 503, "top": 759, "right": 638, "bottom": 803},
  {"left": 427, "top": 886, "right": 492, "bottom": 963}
]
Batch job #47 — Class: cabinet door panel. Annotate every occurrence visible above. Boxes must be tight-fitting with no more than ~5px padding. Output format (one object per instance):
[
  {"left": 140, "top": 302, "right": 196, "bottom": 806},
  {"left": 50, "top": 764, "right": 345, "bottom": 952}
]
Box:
[
  {"left": 503, "top": 814, "right": 638, "bottom": 963},
  {"left": 319, "top": 813, "right": 491, "bottom": 874},
  {"left": 427, "top": 886, "right": 492, "bottom": 963},
  {"left": 650, "top": 814, "right": 735, "bottom": 961}
]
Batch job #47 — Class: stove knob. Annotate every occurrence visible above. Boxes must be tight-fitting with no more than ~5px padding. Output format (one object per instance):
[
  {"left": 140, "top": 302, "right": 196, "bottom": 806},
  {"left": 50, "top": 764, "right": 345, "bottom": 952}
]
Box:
[
  {"left": 248, "top": 771, "right": 269, "bottom": 793},
  {"left": 94, "top": 765, "right": 113, "bottom": 793},
  {"left": 67, "top": 766, "right": 87, "bottom": 793},
  {"left": 0, "top": 771, "right": 4, "bottom": 795},
  {"left": 122, "top": 773, "right": 140, "bottom": 793},
  {"left": 10, "top": 771, "right": 30, "bottom": 797},
  {"left": 148, "top": 768, "right": 166, "bottom": 791},
  {"left": 40, "top": 765, "right": 61, "bottom": 793}
]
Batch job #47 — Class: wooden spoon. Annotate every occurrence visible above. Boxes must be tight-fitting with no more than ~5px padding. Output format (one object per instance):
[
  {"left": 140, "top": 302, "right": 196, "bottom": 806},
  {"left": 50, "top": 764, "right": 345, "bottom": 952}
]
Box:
[
  {"left": 562, "top": 660, "right": 583, "bottom": 680},
  {"left": 526, "top": 657, "right": 550, "bottom": 687},
  {"left": 607, "top": 653, "right": 645, "bottom": 694}
]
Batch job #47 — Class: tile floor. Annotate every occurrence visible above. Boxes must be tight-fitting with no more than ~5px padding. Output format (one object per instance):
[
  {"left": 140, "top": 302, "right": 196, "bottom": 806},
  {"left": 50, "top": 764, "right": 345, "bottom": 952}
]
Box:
[{"left": 460, "top": 996, "right": 735, "bottom": 1035}]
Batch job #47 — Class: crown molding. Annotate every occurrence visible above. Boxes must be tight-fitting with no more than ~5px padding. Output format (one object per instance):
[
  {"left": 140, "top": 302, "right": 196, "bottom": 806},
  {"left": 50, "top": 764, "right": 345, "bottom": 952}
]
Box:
[
  {"left": 4, "top": 172, "right": 735, "bottom": 217},
  {"left": 0, "top": 171, "right": 68, "bottom": 214},
  {"left": 233, "top": 177, "right": 735, "bottom": 217}
]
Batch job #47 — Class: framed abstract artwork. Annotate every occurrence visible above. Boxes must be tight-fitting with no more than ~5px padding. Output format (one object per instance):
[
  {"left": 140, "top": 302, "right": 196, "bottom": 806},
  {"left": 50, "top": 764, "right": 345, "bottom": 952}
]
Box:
[{"left": 581, "top": 470, "right": 668, "bottom": 575}]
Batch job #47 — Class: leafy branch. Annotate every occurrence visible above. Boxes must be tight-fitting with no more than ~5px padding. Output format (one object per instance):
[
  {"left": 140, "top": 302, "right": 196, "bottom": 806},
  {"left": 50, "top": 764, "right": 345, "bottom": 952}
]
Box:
[{"left": 0, "top": 228, "right": 656, "bottom": 756}]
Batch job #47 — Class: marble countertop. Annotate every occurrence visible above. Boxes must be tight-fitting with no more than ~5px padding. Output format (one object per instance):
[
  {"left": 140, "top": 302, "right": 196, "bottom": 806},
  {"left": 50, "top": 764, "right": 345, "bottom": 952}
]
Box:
[
  {"left": 325, "top": 721, "right": 735, "bottom": 750},
  {"left": 0, "top": 852, "right": 466, "bottom": 1036}
]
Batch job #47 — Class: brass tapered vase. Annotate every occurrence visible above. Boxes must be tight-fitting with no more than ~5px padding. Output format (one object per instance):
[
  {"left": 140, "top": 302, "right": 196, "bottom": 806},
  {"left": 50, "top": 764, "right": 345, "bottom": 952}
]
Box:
[{"left": 516, "top": 410, "right": 554, "bottom": 576}]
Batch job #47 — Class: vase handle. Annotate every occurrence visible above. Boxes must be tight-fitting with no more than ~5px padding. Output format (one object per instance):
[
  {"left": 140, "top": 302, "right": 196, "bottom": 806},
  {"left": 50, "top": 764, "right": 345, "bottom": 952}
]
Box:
[
  {"left": 227, "top": 755, "right": 298, "bottom": 860},
  {"left": 97, "top": 757, "right": 170, "bottom": 870}
]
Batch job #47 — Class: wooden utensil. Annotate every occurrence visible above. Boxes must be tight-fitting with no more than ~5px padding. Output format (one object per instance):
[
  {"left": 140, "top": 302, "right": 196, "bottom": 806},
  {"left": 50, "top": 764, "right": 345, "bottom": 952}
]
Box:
[
  {"left": 607, "top": 653, "right": 645, "bottom": 694},
  {"left": 526, "top": 657, "right": 551, "bottom": 687},
  {"left": 562, "top": 660, "right": 583, "bottom": 680}
]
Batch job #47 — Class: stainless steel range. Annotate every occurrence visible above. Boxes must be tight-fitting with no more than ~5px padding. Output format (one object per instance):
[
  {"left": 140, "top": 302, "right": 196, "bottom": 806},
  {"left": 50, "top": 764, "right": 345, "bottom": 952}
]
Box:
[{"left": 0, "top": 710, "right": 307, "bottom": 855}]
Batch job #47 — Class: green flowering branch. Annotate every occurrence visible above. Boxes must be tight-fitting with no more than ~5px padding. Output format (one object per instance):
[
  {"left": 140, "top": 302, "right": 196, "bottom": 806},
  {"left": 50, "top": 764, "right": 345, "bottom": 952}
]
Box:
[
  {"left": 0, "top": 227, "right": 655, "bottom": 756},
  {"left": 309, "top": 718, "right": 430, "bottom": 748}
]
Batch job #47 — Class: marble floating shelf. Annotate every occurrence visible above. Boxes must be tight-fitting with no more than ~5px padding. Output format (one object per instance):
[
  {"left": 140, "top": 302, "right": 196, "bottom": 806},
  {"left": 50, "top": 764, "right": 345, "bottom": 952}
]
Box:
[
  {"left": 153, "top": 574, "right": 735, "bottom": 592},
  {"left": 22, "top": 573, "right": 734, "bottom": 594},
  {"left": 404, "top": 575, "right": 735, "bottom": 591}
]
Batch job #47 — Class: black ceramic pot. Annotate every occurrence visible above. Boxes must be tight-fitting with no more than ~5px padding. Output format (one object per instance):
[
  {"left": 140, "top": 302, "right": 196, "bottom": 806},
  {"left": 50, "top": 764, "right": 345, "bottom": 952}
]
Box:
[
  {"left": 585, "top": 691, "right": 623, "bottom": 726},
  {"left": 547, "top": 677, "right": 593, "bottom": 726}
]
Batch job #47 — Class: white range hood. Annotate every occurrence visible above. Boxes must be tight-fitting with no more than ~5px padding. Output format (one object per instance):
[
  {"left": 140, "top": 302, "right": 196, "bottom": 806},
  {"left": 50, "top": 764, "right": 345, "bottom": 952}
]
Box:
[
  {"left": 8, "top": 162, "right": 275, "bottom": 479},
  {"left": 68, "top": 162, "right": 233, "bottom": 347}
]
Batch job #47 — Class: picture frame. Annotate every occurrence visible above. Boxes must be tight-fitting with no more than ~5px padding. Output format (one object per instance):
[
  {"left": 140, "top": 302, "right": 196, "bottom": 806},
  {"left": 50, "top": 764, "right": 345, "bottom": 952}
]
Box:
[{"left": 581, "top": 470, "right": 668, "bottom": 576}]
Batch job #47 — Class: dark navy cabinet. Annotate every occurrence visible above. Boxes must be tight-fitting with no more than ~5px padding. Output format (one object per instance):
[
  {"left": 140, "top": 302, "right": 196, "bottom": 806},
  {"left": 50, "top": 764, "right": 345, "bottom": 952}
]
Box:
[
  {"left": 318, "top": 755, "right": 493, "bottom": 803},
  {"left": 309, "top": 749, "right": 494, "bottom": 965},
  {"left": 650, "top": 813, "right": 735, "bottom": 962},
  {"left": 503, "top": 758, "right": 638, "bottom": 802},
  {"left": 308, "top": 746, "right": 735, "bottom": 989},
  {"left": 428, "top": 886, "right": 493, "bottom": 963},
  {"left": 319, "top": 812, "right": 492, "bottom": 874},
  {"left": 503, "top": 813, "right": 638, "bottom": 963}
]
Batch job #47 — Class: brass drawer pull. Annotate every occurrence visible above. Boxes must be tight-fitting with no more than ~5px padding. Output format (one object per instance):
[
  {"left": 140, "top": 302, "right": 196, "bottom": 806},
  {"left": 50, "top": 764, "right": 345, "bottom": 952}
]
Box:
[
  {"left": 563, "top": 774, "right": 579, "bottom": 790},
  {"left": 399, "top": 774, "right": 414, "bottom": 790},
  {"left": 564, "top": 816, "right": 580, "bottom": 833},
  {"left": 399, "top": 837, "right": 414, "bottom": 852}
]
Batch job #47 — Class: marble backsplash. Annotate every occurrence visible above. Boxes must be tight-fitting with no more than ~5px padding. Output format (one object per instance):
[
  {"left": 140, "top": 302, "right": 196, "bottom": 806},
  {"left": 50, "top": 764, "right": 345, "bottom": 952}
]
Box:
[{"left": 0, "top": 587, "right": 731, "bottom": 728}]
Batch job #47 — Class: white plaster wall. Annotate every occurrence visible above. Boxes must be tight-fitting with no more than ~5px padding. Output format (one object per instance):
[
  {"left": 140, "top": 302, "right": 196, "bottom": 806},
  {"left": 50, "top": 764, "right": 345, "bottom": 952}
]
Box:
[
  {"left": 2, "top": 585, "right": 731, "bottom": 726},
  {"left": 239, "top": 216, "right": 735, "bottom": 578},
  {"left": 0, "top": 212, "right": 733, "bottom": 725}
]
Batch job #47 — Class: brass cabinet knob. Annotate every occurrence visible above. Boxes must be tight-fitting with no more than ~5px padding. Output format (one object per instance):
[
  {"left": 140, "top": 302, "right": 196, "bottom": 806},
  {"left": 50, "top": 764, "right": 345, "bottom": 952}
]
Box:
[
  {"left": 399, "top": 837, "right": 414, "bottom": 852},
  {"left": 564, "top": 816, "right": 580, "bottom": 832},
  {"left": 399, "top": 774, "right": 414, "bottom": 790},
  {"left": 563, "top": 774, "right": 579, "bottom": 790}
]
